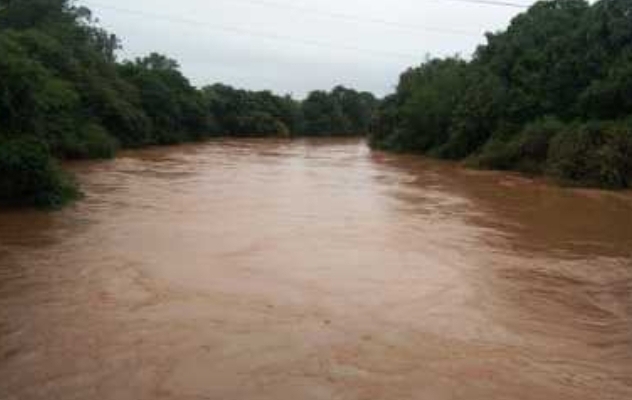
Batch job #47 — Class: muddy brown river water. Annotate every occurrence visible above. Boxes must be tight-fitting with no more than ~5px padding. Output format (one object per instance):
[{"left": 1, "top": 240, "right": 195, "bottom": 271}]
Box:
[{"left": 1, "top": 138, "right": 631, "bottom": 400}]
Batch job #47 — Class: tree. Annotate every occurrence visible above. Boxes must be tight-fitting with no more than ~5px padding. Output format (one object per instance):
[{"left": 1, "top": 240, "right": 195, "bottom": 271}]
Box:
[
  {"left": 370, "top": 0, "right": 632, "bottom": 188},
  {"left": 301, "top": 87, "right": 376, "bottom": 136}
]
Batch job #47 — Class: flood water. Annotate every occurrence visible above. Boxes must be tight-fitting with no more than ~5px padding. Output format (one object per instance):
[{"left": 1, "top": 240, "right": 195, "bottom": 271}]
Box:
[{"left": 1, "top": 138, "right": 631, "bottom": 400}]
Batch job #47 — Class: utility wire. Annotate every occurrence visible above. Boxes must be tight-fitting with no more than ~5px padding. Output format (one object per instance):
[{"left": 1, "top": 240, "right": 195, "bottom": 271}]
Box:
[
  {"left": 83, "top": 1, "right": 467, "bottom": 61},
  {"left": 210, "top": 0, "right": 483, "bottom": 36},
  {"left": 83, "top": 0, "right": 499, "bottom": 37},
  {"left": 433, "top": 0, "right": 529, "bottom": 8}
]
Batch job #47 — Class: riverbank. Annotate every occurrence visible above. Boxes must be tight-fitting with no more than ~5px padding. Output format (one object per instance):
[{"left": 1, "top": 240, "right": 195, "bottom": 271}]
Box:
[
  {"left": 4, "top": 128, "right": 630, "bottom": 211},
  {"left": 0, "top": 1, "right": 375, "bottom": 208},
  {"left": 371, "top": 117, "right": 632, "bottom": 191},
  {"left": 0, "top": 135, "right": 374, "bottom": 209},
  {"left": 369, "top": 0, "right": 632, "bottom": 190}
]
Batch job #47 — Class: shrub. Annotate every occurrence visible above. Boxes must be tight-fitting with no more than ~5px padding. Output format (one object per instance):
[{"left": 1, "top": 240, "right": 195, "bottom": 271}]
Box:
[
  {"left": 0, "top": 136, "right": 79, "bottom": 208},
  {"left": 234, "top": 112, "right": 290, "bottom": 137},
  {"left": 595, "top": 121, "right": 632, "bottom": 188},
  {"left": 546, "top": 120, "right": 632, "bottom": 188},
  {"left": 59, "top": 123, "right": 119, "bottom": 159},
  {"left": 547, "top": 121, "right": 604, "bottom": 185},
  {"left": 476, "top": 117, "right": 564, "bottom": 173}
]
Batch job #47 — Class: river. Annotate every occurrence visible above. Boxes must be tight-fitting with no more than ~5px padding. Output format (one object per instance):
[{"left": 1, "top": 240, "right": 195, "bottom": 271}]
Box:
[{"left": 1, "top": 138, "right": 631, "bottom": 400}]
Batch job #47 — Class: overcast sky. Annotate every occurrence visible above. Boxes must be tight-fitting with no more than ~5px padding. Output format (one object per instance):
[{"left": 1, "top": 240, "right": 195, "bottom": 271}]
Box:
[{"left": 80, "top": 0, "right": 535, "bottom": 97}]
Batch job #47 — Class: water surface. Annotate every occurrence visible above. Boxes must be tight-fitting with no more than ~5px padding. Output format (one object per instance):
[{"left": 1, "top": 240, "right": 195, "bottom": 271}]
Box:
[{"left": 1, "top": 138, "right": 631, "bottom": 399}]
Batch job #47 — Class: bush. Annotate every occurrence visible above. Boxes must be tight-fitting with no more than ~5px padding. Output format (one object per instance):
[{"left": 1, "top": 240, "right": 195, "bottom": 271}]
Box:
[
  {"left": 59, "top": 123, "right": 119, "bottom": 159},
  {"left": 433, "top": 69, "right": 506, "bottom": 160},
  {"left": 594, "top": 122, "right": 632, "bottom": 188},
  {"left": 547, "top": 121, "right": 604, "bottom": 185},
  {"left": 234, "top": 112, "right": 290, "bottom": 137},
  {"left": 475, "top": 117, "right": 564, "bottom": 173},
  {"left": 0, "top": 136, "right": 79, "bottom": 208},
  {"left": 546, "top": 120, "right": 632, "bottom": 188}
]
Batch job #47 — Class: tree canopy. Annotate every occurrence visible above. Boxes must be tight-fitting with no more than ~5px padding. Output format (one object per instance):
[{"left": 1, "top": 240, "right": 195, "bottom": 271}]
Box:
[
  {"left": 0, "top": 0, "right": 376, "bottom": 207},
  {"left": 370, "top": 0, "right": 632, "bottom": 188}
]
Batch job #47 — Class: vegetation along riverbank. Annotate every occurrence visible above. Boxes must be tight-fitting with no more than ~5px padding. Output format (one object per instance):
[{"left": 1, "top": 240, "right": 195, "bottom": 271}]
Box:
[
  {"left": 2, "top": 0, "right": 632, "bottom": 208},
  {"left": 0, "top": 0, "right": 377, "bottom": 207},
  {"left": 370, "top": 0, "right": 632, "bottom": 190}
]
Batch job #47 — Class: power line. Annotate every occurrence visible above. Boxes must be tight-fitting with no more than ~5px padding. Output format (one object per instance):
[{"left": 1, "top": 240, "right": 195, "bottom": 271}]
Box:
[
  {"left": 210, "top": 0, "right": 482, "bottom": 36},
  {"left": 83, "top": 2, "right": 464, "bottom": 61},
  {"left": 434, "top": 0, "right": 529, "bottom": 8}
]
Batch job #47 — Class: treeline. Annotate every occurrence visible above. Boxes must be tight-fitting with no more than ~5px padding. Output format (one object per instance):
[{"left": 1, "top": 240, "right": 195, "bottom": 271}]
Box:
[
  {"left": 0, "top": 0, "right": 377, "bottom": 207},
  {"left": 203, "top": 84, "right": 378, "bottom": 137},
  {"left": 371, "top": 0, "right": 632, "bottom": 189}
]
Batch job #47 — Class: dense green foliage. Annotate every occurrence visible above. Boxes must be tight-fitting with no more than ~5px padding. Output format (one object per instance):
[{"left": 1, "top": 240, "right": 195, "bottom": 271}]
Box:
[
  {"left": 7, "top": 0, "right": 628, "bottom": 208},
  {"left": 302, "top": 86, "right": 378, "bottom": 136},
  {"left": 202, "top": 84, "right": 297, "bottom": 137},
  {"left": 0, "top": 0, "right": 375, "bottom": 207},
  {"left": 371, "top": 0, "right": 632, "bottom": 188},
  {"left": 0, "top": 136, "right": 77, "bottom": 207},
  {"left": 199, "top": 84, "right": 377, "bottom": 137}
]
